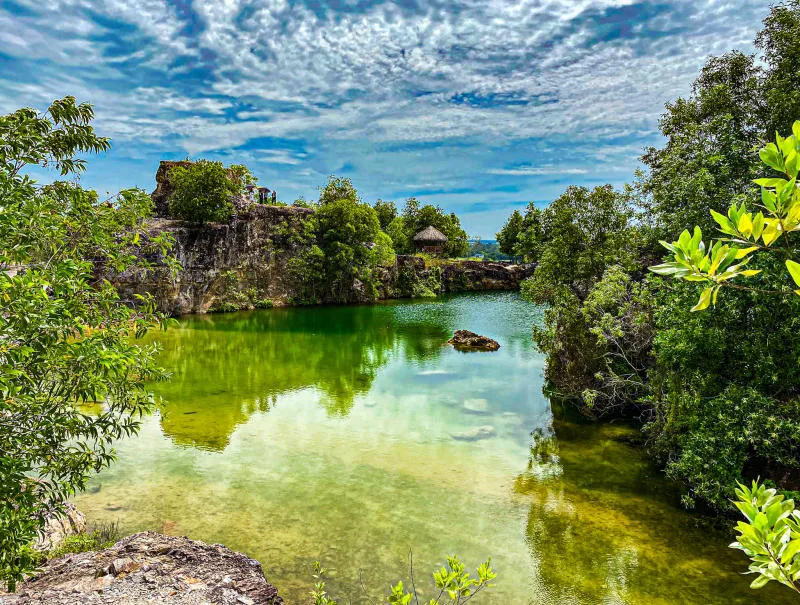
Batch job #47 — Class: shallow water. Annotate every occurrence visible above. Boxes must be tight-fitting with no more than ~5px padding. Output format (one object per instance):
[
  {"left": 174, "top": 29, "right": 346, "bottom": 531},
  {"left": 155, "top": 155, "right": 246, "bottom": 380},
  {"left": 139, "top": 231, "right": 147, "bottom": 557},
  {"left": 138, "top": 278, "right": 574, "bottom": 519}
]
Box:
[{"left": 75, "top": 292, "right": 792, "bottom": 604}]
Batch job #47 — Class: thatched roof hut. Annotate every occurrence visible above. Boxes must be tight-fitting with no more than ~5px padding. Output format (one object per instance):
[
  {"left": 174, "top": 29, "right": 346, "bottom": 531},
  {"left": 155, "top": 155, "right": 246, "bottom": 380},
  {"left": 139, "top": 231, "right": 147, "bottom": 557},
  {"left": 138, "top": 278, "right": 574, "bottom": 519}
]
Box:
[
  {"left": 413, "top": 225, "right": 448, "bottom": 254},
  {"left": 413, "top": 225, "right": 448, "bottom": 245}
]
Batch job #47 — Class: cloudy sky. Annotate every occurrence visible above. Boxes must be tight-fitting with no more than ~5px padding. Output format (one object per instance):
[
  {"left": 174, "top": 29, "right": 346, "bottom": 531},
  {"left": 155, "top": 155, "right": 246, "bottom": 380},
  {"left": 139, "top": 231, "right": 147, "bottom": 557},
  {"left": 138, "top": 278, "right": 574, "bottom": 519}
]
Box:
[{"left": 0, "top": 0, "right": 774, "bottom": 236}]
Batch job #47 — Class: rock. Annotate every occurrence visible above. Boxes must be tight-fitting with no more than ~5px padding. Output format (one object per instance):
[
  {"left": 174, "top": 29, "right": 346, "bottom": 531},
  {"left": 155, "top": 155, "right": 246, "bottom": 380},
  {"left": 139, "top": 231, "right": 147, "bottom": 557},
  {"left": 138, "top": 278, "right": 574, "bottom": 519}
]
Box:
[
  {"left": 463, "top": 398, "right": 489, "bottom": 413},
  {"left": 451, "top": 425, "right": 496, "bottom": 441},
  {"left": 32, "top": 503, "right": 86, "bottom": 552},
  {"left": 2, "top": 531, "right": 282, "bottom": 604},
  {"left": 110, "top": 558, "right": 137, "bottom": 576},
  {"left": 447, "top": 330, "right": 500, "bottom": 352}
]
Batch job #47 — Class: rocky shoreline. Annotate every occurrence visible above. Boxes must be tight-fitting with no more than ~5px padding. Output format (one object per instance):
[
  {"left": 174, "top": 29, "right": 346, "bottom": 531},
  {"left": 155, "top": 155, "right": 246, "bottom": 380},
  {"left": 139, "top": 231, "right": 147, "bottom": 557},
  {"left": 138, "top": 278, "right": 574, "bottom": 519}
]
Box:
[{"left": 1, "top": 532, "right": 282, "bottom": 605}]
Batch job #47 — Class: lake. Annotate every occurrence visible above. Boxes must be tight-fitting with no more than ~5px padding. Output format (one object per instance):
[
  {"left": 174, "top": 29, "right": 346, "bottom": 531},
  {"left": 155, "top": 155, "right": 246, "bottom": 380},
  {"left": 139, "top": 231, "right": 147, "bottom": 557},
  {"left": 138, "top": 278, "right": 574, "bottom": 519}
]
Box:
[{"left": 75, "top": 292, "right": 792, "bottom": 604}]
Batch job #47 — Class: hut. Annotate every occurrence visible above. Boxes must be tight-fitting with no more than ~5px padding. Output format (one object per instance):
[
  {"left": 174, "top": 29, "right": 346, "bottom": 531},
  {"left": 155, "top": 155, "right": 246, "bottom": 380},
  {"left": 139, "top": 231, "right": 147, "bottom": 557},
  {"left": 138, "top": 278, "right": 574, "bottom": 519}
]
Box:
[{"left": 413, "top": 225, "right": 448, "bottom": 255}]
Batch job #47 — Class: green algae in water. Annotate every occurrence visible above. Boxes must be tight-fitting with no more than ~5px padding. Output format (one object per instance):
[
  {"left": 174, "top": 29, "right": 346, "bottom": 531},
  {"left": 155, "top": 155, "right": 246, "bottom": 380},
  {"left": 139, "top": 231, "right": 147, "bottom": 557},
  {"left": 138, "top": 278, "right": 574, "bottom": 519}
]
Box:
[{"left": 75, "top": 292, "right": 794, "bottom": 604}]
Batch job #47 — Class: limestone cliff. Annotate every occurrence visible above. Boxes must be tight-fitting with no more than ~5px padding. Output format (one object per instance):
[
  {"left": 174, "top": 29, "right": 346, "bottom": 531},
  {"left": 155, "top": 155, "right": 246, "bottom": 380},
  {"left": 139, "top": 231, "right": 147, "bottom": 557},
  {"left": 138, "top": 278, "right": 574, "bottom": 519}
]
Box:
[{"left": 117, "top": 203, "right": 533, "bottom": 316}]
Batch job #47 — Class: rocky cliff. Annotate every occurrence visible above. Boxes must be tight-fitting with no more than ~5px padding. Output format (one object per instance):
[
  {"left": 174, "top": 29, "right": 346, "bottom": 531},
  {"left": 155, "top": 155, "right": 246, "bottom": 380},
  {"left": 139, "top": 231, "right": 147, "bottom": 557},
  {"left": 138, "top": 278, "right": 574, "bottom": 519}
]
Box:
[{"left": 118, "top": 204, "right": 534, "bottom": 316}]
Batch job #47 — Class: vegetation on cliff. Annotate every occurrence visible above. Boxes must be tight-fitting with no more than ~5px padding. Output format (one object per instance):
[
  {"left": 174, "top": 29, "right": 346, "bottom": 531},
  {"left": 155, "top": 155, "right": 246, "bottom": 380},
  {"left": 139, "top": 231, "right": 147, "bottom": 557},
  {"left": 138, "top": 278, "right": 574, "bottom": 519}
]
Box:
[{"left": 168, "top": 160, "right": 256, "bottom": 224}]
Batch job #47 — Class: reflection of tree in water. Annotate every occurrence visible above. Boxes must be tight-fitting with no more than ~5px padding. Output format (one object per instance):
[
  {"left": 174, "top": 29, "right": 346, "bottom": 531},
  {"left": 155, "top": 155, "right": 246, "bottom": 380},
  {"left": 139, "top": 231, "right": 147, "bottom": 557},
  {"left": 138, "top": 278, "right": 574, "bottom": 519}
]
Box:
[
  {"left": 148, "top": 304, "right": 452, "bottom": 451},
  {"left": 513, "top": 405, "right": 658, "bottom": 604}
]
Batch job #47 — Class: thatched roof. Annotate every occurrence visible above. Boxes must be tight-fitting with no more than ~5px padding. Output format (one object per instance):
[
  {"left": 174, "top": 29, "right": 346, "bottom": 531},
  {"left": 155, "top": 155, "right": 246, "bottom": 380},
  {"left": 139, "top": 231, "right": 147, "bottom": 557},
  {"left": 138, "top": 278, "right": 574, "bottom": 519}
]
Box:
[{"left": 413, "top": 225, "right": 448, "bottom": 243}]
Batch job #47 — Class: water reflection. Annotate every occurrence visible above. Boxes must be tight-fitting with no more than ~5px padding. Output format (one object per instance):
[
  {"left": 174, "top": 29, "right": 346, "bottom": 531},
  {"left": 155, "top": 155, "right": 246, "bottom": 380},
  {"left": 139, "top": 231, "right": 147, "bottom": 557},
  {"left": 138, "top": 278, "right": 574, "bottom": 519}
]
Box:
[{"left": 151, "top": 304, "right": 452, "bottom": 450}]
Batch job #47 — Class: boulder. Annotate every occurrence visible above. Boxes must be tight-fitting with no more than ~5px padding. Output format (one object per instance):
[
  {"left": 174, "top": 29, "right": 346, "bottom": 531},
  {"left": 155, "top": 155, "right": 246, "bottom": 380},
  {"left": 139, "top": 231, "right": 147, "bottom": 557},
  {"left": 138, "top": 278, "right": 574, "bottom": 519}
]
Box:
[
  {"left": 447, "top": 330, "right": 500, "bottom": 352},
  {"left": 451, "top": 425, "right": 496, "bottom": 441},
  {"left": 32, "top": 503, "right": 86, "bottom": 552},
  {"left": 3, "top": 531, "right": 283, "bottom": 604}
]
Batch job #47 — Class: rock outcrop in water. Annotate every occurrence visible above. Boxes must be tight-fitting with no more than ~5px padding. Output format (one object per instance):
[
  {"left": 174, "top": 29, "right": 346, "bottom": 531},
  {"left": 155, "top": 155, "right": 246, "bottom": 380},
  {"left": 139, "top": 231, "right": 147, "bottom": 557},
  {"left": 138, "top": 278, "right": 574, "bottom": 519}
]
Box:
[
  {"left": 2, "top": 532, "right": 282, "bottom": 605},
  {"left": 447, "top": 330, "right": 501, "bottom": 351}
]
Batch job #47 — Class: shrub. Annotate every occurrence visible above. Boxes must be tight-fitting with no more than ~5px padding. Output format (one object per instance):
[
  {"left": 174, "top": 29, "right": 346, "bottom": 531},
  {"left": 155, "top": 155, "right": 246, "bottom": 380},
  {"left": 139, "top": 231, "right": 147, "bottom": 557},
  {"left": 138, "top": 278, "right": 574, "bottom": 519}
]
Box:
[{"left": 168, "top": 160, "right": 242, "bottom": 224}]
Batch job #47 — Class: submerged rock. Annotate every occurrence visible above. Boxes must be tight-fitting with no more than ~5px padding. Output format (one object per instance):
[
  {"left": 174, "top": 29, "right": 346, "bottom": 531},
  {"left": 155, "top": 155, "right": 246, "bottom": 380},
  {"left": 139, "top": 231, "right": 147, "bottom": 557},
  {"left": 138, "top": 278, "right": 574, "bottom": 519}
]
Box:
[
  {"left": 463, "top": 398, "right": 489, "bottom": 413},
  {"left": 451, "top": 425, "right": 496, "bottom": 441},
  {"left": 447, "top": 330, "right": 500, "bottom": 352},
  {"left": 2, "top": 531, "right": 282, "bottom": 604}
]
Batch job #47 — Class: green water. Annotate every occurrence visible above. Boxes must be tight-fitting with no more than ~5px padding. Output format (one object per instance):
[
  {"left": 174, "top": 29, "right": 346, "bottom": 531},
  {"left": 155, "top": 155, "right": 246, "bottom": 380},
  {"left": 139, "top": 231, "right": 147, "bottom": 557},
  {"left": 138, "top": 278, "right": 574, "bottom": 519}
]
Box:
[{"left": 75, "top": 292, "right": 791, "bottom": 604}]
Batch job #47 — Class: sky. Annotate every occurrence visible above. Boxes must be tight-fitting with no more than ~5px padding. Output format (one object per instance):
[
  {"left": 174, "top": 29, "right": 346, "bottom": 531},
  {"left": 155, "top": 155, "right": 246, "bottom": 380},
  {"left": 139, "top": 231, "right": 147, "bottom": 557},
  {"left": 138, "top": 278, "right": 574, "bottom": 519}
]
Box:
[{"left": 0, "top": 0, "right": 775, "bottom": 237}]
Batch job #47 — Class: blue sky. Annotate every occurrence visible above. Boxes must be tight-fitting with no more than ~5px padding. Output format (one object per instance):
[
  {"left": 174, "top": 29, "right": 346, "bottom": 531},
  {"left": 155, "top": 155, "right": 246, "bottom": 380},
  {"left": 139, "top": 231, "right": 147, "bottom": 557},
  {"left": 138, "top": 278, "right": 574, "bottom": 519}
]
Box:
[{"left": 0, "top": 0, "right": 773, "bottom": 237}]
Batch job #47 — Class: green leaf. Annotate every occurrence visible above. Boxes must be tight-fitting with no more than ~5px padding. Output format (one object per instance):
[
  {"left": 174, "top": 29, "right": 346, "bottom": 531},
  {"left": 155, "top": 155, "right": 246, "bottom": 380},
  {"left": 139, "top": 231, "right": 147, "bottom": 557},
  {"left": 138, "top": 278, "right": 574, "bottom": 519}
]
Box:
[
  {"left": 749, "top": 574, "right": 770, "bottom": 589},
  {"left": 781, "top": 539, "right": 800, "bottom": 564},
  {"left": 786, "top": 260, "right": 800, "bottom": 287},
  {"left": 691, "top": 287, "right": 713, "bottom": 312}
]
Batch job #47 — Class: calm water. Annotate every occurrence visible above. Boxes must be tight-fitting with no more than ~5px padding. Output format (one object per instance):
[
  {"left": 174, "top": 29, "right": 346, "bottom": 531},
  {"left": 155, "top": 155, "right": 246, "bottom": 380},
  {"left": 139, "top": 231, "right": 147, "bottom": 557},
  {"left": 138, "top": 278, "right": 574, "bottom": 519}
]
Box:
[{"left": 75, "top": 292, "right": 791, "bottom": 604}]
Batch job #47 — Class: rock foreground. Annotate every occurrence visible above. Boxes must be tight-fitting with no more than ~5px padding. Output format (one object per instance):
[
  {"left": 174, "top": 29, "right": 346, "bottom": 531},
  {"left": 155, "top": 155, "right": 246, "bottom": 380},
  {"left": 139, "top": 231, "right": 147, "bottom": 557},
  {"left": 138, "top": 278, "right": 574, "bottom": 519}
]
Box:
[
  {"left": 1, "top": 532, "right": 282, "bottom": 605},
  {"left": 447, "top": 330, "right": 500, "bottom": 351}
]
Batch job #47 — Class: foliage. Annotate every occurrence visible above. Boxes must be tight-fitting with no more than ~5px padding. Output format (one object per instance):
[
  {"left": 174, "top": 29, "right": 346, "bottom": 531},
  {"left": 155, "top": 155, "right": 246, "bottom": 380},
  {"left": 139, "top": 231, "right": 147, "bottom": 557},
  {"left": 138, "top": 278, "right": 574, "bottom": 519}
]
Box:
[
  {"left": 391, "top": 198, "right": 469, "bottom": 258},
  {"left": 636, "top": 51, "right": 764, "bottom": 242},
  {"left": 47, "top": 522, "right": 122, "bottom": 559},
  {"left": 495, "top": 209, "right": 523, "bottom": 258},
  {"left": 318, "top": 175, "right": 359, "bottom": 205},
  {"left": 651, "top": 124, "right": 800, "bottom": 310},
  {"left": 0, "top": 97, "right": 174, "bottom": 590},
  {"left": 374, "top": 199, "right": 398, "bottom": 231},
  {"left": 310, "top": 555, "right": 497, "bottom": 604},
  {"left": 731, "top": 480, "right": 800, "bottom": 594},
  {"left": 168, "top": 160, "right": 246, "bottom": 224},
  {"left": 518, "top": 186, "right": 640, "bottom": 414},
  {"left": 520, "top": 185, "right": 635, "bottom": 305},
  {"left": 507, "top": 2, "right": 800, "bottom": 516},
  {"left": 530, "top": 266, "right": 652, "bottom": 415},
  {"left": 316, "top": 195, "right": 383, "bottom": 302}
]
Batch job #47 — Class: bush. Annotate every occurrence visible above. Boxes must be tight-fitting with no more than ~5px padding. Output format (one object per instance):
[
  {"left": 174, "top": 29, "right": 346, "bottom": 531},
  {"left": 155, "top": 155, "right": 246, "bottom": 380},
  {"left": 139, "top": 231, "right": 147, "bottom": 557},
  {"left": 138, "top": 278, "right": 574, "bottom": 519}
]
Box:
[{"left": 168, "top": 160, "right": 243, "bottom": 224}]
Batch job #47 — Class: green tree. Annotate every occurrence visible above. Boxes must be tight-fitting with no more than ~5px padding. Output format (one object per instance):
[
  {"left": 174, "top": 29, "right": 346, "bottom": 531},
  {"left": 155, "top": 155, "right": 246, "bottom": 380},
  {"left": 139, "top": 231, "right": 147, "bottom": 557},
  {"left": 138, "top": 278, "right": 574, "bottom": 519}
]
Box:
[
  {"left": 168, "top": 159, "right": 243, "bottom": 223},
  {"left": 637, "top": 51, "right": 764, "bottom": 242},
  {"left": 374, "top": 199, "right": 398, "bottom": 231},
  {"left": 521, "top": 185, "right": 634, "bottom": 305},
  {"left": 518, "top": 186, "right": 641, "bottom": 415},
  {"left": 398, "top": 198, "right": 469, "bottom": 257},
  {"left": 496, "top": 209, "right": 523, "bottom": 259},
  {"left": 318, "top": 175, "right": 359, "bottom": 205},
  {"left": 758, "top": 0, "right": 800, "bottom": 139},
  {"left": 0, "top": 97, "right": 175, "bottom": 589},
  {"left": 315, "top": 177, "right": 386, "bottom": 302}
]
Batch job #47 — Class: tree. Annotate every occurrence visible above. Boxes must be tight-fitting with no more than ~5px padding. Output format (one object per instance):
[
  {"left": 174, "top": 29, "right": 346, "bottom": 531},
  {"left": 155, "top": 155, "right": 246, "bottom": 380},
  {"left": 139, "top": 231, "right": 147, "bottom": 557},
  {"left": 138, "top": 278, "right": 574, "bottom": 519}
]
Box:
[
  {"left": 373, "top": 199, "right": 398, "bottom": 231},
  {"left": 318, "top": 175, "right": 359, "bottom": 206},
  {"left": 637, "top": 51, "right": 764, "bottom": 242},
  {"left": 0, "top": 97, "right": 175, "bottom": 589},
  {"left": 397, "top": 198, "right": 469, "bottom": 257},
  {"left": 315, "top": 177, "right": 386, "bottom": 302},
  {"left": 650, "top": 123, "right": 800, "bottom": 310},
  {"left": 496, "top": 209, "right": 523, "bottom": 259},
  {"left": 168, "top": 160, "right": 244, "bottom": 223},
  {"left": 758, "top": 0, "right": 800, "bottom": 139},
  {"left": 521, "top": 185, "right": 634, "bottom": 305}
]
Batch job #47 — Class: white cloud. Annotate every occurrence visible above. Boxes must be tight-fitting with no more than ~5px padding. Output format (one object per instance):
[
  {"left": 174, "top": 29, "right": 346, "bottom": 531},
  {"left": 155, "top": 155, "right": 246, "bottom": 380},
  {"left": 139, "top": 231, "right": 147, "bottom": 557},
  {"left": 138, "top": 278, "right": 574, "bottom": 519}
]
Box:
[{"left": 488, "top": 166, "right": 590, "bottom": 176}]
